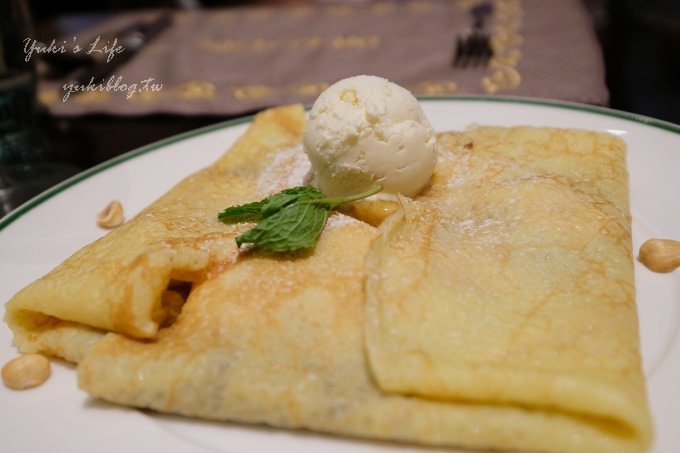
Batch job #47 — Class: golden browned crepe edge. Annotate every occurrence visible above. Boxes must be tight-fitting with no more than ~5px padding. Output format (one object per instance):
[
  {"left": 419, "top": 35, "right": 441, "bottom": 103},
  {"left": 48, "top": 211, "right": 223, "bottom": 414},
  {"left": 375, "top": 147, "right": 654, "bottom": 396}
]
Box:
[{"left": 4, "top": 104, "right": 307, "bottom": 361}]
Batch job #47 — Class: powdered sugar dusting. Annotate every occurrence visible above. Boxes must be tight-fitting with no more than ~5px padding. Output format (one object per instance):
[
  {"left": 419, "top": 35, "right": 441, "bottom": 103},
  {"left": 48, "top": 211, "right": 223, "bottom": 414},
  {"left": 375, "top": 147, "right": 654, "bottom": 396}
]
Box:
[
  {"left": 256, "top": 145, "right": 362, "bottom": 232},
  {"left": 326, "top": 212, "right": 360, "bottom": 229},
  {"left": 454, "top": 218, "right": 504, "bottom": 235},
  {"left": 257, "top": 144, "right": 312, "bottom": 195},
  {"left": 445, "top": 152, "right": 473, "bottom": 187}
]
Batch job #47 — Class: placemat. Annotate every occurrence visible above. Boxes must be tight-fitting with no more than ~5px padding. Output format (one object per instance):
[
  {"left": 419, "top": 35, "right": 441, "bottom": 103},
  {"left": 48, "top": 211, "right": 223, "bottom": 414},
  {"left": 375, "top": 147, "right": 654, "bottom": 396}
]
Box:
[{"left": 37, "top": 0, "right": 608, "bottom": 117}]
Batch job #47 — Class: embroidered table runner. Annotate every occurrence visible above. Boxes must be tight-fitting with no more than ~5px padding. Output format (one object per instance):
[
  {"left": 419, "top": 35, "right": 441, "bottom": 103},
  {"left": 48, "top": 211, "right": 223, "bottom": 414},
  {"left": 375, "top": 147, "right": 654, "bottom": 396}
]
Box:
[{"left": 38, "top": 0, "right": 608, "bottom": 117}]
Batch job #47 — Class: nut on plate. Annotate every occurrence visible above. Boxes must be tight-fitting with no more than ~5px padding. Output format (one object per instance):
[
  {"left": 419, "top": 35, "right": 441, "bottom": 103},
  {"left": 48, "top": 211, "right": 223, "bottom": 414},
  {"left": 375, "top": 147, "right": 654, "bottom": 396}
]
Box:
[
  {"left": 97, "top": 200, "right": 125, "bottom": 228},
  {"left": 2, "top": 354, "right": 51, "bottom": 390},
  {"left": 638, "top": 238, "right": 680, "bottom": 273}
]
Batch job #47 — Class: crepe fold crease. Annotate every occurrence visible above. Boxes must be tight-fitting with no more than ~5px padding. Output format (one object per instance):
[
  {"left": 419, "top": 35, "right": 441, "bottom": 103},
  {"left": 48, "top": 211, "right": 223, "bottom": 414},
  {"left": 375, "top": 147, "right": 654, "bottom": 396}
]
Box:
[{"left": 4, "top": 105, "right": 652, "bottom": 453}]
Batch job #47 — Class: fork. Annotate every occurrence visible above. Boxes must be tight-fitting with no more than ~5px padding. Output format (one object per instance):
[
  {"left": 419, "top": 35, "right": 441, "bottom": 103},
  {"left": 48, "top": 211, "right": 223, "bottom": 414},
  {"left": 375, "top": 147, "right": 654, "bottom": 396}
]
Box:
[{"left": 453, "top": 2, "right": 494, "bottom": 68}]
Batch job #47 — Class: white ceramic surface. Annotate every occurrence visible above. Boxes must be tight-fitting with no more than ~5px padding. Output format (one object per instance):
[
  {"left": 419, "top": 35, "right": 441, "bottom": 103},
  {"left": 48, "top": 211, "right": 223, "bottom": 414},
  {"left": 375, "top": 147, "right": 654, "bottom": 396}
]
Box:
[{"left": 1, "top": 97, "right": 678, "bottom": 453}]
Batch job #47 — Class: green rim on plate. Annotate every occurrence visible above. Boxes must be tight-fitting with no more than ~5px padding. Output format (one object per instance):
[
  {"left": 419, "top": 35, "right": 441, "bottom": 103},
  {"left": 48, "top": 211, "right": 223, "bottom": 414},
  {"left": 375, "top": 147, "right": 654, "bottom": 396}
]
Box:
[{"left": 2, "top": 95, "right": 678, "bottom": 232}]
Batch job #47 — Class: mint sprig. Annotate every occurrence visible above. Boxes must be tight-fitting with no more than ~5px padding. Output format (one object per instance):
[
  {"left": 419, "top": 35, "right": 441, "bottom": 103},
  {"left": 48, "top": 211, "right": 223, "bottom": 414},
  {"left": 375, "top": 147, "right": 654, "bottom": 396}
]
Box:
[
  {"left": 218, "top": 185, "right": 382, "bottom": 252},
  {"left": 218, "top": 187, "right": 322, "bottom": 222}
]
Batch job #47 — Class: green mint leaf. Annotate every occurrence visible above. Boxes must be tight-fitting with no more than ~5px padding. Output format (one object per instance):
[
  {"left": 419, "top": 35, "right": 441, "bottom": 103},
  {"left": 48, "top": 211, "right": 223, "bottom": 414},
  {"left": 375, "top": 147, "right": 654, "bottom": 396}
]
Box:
[
  {"left": 218, "top": 186, "right": 324, "bottom": 223},
  {"left": 217, "top": 200, "right": 265, "bottom": 222},
  {"left": 261, "top": 186, "right": 323, "bottom": 217},
  {"left": 236, "top": 202, "right": 328, "bottom": 252},
  {"left": 221, "top": 185, "right": 382, "bottom": 252}
]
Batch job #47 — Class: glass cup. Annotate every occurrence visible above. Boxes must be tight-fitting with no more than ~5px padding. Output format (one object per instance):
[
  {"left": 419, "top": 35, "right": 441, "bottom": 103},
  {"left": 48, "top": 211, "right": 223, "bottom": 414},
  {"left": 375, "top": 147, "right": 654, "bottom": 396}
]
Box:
[
  {"left": 0, "top": 0, "right": 46, "bottom": 162},
  {"left": 0, "top": 0, "right": 78, "bottom": 217}
]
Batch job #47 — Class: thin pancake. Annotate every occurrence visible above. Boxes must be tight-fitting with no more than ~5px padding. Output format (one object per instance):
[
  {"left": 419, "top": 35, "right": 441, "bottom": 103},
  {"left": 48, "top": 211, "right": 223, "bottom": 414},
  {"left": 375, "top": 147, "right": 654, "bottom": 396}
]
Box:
[
  {"left": 4, "top": 107, "right": 652, "bottom": 452},
  {"left": 5, "top": 105, "right": 306, "bottom": 362},
  {"left": 365, "top": 126, "right": 652, "bottom": 451},
  {"left": 78, "top": 211, "right": 646, "bottom": 452}
]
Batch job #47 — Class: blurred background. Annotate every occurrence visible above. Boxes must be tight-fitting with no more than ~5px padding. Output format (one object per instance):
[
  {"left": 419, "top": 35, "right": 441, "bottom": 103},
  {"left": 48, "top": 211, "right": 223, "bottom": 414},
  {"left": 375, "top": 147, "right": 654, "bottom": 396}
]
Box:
[{"left": 1, "top": 0, "right": 679, "bottom": 217}]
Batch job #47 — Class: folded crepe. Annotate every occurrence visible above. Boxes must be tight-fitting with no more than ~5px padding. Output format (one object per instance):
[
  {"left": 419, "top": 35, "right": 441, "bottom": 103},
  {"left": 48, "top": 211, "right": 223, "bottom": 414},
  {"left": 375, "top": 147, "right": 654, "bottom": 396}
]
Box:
[{"left": 4, "top": 105, "right": 652, "bottom": 452}]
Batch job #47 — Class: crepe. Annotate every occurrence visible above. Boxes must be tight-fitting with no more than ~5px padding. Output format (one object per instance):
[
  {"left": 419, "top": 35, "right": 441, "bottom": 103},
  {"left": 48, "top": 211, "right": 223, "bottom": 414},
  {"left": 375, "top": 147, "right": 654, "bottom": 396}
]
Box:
[
  {"left": 4, "top": 105, "right": 652, "bottom": 452},
  {"left": 4, "top": 104, "right": 308, "bottom": 362},
  {"left": 365, "top": 127, "right": 653, "bottom": 451}
]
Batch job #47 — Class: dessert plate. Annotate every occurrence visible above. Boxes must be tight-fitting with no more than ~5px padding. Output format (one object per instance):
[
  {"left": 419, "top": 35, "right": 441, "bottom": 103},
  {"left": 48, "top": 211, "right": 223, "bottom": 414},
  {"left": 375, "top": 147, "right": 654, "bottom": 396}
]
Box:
[{"left": 1, "top": 96, "right": 678, "bottom": 452}]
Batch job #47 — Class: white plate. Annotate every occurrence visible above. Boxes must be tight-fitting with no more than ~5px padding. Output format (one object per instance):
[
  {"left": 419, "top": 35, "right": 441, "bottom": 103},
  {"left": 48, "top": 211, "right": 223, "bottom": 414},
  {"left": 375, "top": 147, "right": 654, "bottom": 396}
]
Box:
[{"left": 1, "top": 97, "right": 679, "bottom": 453}]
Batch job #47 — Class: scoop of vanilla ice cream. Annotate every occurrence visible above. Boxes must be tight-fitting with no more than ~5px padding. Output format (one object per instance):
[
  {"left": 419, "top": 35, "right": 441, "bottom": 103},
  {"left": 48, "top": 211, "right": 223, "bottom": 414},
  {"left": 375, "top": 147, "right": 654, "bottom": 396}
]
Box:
[{"left": 303, "top": 75, "right": 437, "bottom": 198}]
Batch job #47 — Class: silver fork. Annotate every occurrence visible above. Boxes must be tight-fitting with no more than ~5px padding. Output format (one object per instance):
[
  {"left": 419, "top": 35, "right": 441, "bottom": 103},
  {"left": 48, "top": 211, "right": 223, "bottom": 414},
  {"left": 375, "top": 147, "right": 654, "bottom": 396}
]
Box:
[{"left": 453, "top": 2, "right": 494, "bottom": 68}]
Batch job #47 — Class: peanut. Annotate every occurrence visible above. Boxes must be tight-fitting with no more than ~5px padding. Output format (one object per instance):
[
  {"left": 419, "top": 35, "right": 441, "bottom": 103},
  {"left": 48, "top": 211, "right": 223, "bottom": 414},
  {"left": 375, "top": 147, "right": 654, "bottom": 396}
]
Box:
[
  {"left": 96, "top": 199, "right": 124, "bottom": 228},
  {"left": 2, "top": 354, "right": 51, "bottom": 390},
  {"left": 638, "top": 239, "right": 680, "bottom": 273}
]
